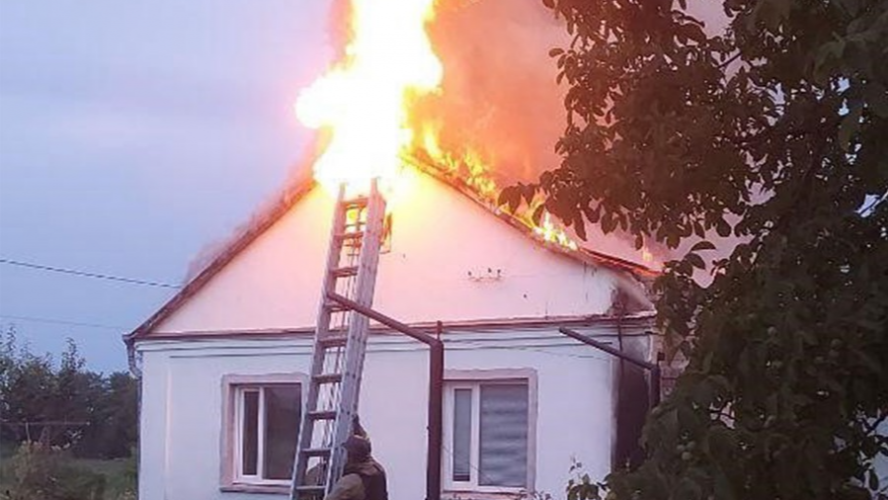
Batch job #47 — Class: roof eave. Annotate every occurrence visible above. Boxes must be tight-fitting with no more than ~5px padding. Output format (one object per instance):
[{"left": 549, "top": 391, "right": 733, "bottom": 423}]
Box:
[{"left": 126, "top": 154, "right": 659, "bottom": 343}]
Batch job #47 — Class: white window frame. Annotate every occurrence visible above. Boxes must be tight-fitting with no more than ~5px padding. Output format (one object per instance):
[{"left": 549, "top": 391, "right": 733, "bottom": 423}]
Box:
[
  {"left": 220, "top": 373, "right": 306, "bottom": 493},
  {"left": 234, "top": 386, "right": 286, "bottom": 484},
  {"left": 443, "top": 369, "right": 538, "bottom": 494}
]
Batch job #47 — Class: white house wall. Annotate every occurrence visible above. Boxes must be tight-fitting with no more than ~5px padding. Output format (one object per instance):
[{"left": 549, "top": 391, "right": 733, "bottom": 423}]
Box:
[
  {"left": 136, "top": 325, "right": 644, "bottom": 500},
  {"left": 152, "top": 170, "right": 626, "bottom": 335}
]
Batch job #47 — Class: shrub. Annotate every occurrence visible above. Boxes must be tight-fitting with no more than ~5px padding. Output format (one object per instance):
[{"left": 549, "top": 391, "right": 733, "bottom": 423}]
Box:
[{"left": 1, "top": 441, "right": 105, "bottom": 500}]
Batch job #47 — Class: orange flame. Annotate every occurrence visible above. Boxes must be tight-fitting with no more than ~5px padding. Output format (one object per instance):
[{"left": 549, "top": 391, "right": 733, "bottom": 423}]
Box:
[
  {"left": 421, "top": 125, "right": 581, "bottom": 251},
  {"left": 421, "top": 127, "right": 499, "bottom": 201},
  {"left": 297, "top": 0, "right": 583, "bottom": 254},
  {"left": 533, "top": 212, "right": 579, "bottom": 251},
  {"left": 296, "top": 0, "right": 443, "bottom": 193}
]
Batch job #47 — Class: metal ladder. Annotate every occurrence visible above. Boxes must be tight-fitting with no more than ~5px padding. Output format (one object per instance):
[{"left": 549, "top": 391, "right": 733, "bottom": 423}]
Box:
[{"left": 290, "top": 180, "right": 387, "bottom": 500}]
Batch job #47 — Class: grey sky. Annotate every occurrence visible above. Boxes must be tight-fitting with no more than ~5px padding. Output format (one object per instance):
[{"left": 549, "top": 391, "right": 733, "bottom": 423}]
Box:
[{"left": 0, "top": 0, "right": 332, "bottom": 373}]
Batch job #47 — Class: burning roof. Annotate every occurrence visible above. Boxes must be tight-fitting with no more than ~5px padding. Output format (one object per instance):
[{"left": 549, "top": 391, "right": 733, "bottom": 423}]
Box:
[
  {"left": 125, "top": 0, "right": 659, "bottom": 343},
  {"left": 124, "top": 153, "right": 657, "bottom": 344}
]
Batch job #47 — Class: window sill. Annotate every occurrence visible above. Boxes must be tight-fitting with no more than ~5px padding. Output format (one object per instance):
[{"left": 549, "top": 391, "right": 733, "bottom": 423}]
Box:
[
  {"left": 444, "top": 489, "right": 528, "bottom": 500},
  {"left": 220, "top": 483, "right": 290, "bottom": 495}
]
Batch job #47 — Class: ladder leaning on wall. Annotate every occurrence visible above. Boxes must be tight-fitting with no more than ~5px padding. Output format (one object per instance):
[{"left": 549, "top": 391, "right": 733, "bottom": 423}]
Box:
[{"left": 289, "top": 180, "right": 387, "bottom": 500}]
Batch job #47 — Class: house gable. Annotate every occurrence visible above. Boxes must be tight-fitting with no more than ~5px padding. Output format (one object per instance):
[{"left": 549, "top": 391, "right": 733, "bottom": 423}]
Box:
[{"left": 144, "top": 169, "right": 648, "bottom": 336}]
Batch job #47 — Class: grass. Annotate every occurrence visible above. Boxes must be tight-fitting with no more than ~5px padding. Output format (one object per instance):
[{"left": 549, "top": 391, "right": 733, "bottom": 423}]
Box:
[
  {"left": 0, "top": 444, "right": 137, "bottom": 500},
  {"left": 74, "top": 457, "right": 137, "bottom": 500}
]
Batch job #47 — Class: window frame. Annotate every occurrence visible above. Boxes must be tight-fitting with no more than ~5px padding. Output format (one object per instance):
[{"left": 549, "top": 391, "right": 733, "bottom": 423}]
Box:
[
  {"left": 220, "top": 373, "right": 307, "bottom": 493},
  {"left": 443, "top": 369, "right": 538, "bottom": 494}
]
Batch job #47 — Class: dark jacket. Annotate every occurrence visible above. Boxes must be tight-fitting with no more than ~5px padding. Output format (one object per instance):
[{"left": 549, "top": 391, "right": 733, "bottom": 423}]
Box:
[{"left": 324, "top": 458, "right": 388, "bottom": 500}]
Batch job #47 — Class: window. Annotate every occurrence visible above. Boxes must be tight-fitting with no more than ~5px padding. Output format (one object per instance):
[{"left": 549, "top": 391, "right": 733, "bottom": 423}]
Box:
[
  {"left": 444, "top": 373, "right": 536, "bottom": 492},
  {"left": 221, "top": 374, "right": 304, "bottom": 491},
  {"left": 235, "top": 384, "right": 301, "bottom": 482}
]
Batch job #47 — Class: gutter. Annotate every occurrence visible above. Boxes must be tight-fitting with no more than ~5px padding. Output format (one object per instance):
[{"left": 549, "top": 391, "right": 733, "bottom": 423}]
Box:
[{"left": 124, "top": 335, "right": 142, "bottom": 378}]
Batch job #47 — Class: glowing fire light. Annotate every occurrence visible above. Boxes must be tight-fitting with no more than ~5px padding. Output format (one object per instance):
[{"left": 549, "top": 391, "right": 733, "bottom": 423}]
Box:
[
  {"left": 533, "top": 212, "right": 579, "bottom": 251},
  {"left": 641, "top": 246, "right": 654, "bottom": 264},
  {"left": 294, "top": 0, "right": 592, "bottom": 258},
  {"left": 296, "top": 0, "right": 443, "bottom": 192},
  {"left": 421, "top": 127, "right": 499, "bottom": 200}
]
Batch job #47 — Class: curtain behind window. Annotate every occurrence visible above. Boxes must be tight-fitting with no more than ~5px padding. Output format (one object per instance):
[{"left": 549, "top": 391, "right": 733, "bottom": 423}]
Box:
[
  {"left": 264, "top": 385, "right": 302, "bottom": 480},
  {"left": 453, "top": 388, "right": 473, "bottom": 481},
  {"left": 479, "top": 383, "right": 528, "bottom": 487},
  {"left": 242, "top": 391, "right": 260, "bottom": 476}
]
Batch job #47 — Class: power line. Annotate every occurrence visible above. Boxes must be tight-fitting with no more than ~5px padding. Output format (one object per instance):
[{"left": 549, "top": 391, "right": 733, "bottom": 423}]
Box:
[
  {"left": 0, "top": 258, "right": 182, "bottom": 289},
  {"left": 0, "top": 314, "right": 126, "bottom": 331}
]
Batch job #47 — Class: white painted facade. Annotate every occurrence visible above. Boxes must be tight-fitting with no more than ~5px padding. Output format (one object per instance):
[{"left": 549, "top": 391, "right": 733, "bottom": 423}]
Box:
[{"left": 132, "top": 170, "right": 656, "bottom": 500}]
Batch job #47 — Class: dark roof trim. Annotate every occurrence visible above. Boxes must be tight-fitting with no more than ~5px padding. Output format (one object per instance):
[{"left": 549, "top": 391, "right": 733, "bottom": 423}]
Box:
[
  {"left": 131, "top": 313, "right": 656, "bottom": 345},
  {"left": 407, "top": 152, "right": 658, "bottom": 277},
  {"left": 124, "top": 171, "right": 316, "bottom": 345}
]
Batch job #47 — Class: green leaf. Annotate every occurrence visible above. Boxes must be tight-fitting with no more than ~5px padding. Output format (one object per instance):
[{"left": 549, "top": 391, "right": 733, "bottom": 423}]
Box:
[
  {"left": 532, "top": 204, "right": 546, "bottom": 225},
  {"left": 601, "top": 212, "right": 617, "bottom": 233},
  {"left": 667, "top": 232, "right": 680, "bottom": 248},
  {"left": 679, "top": 23, "right": 707, "bottom": 44},
  {"left": 690, "top": 240, "right": 716, "bottom": 252},
  {"left": 715, "top": 218, "right": 731, "bottom": 237},
  {"left": 520, "top": 183, "right": 537, "bottom": 204},
  {"left": 574, "top": 215, "right": 588, "bottom": 240},
  {"left": 687, "top": 253, "right": 706, "bottom": 269}
]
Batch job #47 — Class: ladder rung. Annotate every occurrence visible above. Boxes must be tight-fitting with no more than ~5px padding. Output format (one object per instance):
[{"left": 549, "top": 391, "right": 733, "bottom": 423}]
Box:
[
  {"left": 319, "top": 336, "right": 348, "bottom": 348},
  {"left": 308, "top": 410, "right": 338, "bottom": 420},
  {"left": 331, "top": 266, "right": 359, "bottom": 278},
  {"left": 295, "top": 485, "right": 326, "bottom": 493},
  {"left": 336, "top": 231, "right": 364, "bottom": 241},
  {"left": 301, "top": 447, "right": 332, "bottom": 457},
  {"left": 343, "top": 196, "right": 369, "bottom": 208},
  {"left": 313, "top": 373, "right": 343, "bottom": 384},
  {"left": 325, "top": 301, "right": 350, "bottom": 313}
]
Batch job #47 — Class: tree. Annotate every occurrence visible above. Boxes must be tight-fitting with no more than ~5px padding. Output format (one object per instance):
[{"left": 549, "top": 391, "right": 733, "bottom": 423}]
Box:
[
  {"left": 0, "top": 329, "right": 138, "bottom": 459},
  {"left": 0, "top": 329, "right": 59, "bottom": 443},
  {"left": 92, "top": 372, "right": 139, "bottom": 459},
  {"left": 501, "top": 0, "right": 888, "bottom": 498}
]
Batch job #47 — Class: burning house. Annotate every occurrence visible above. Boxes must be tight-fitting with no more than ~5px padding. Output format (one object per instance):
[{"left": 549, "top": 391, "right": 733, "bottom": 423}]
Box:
[
  {"left": 126, "top": 158, "right": 659, "bottom": 499},
  {"left": 124, "top": 0, "right": 663, "bottom": 498}
]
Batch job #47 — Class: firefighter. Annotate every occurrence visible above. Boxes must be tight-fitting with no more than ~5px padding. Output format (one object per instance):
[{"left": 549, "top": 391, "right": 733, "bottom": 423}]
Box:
[{"left": 324, "top": 418, "right": 389, "bottom": 500}]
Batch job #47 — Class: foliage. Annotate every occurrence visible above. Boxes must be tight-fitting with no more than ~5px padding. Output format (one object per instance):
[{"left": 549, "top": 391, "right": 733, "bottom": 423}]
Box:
[
  {"left": 71, "top": 454, "right": 138, "bottom": 500},
  {"left": 0, "top": 441, "right": 106, "bottom": 500},
  {"left": 0, "top": 327, "right": 138, "bottom": 460},
  {"left": 502, "top": 0, "right": 888, "bottom": 498}
]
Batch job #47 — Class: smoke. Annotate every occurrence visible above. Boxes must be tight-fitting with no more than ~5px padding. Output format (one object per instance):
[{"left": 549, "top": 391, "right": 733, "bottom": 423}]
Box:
[
  {"left": 417, "top": 0, "right": 570, "bottom": 184},
  {"left": 415, "top": 0, "right": 738, "bottom": 272},
  {"left": 415, "top": 1, "right": 670, "bottom": 264},
  {"left": 418, "top": 0, "right": 727, "bottom": 187},
  {"left": 186, "top": 0, "right": 732, "bottom": 281}
]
